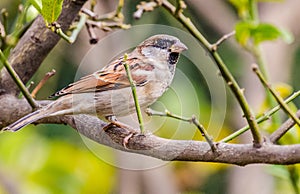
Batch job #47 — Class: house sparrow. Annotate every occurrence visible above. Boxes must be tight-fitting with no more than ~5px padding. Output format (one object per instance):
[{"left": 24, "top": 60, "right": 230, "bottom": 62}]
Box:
[{"left": 3, "top": 34, "right": 187, "bottom": 132}]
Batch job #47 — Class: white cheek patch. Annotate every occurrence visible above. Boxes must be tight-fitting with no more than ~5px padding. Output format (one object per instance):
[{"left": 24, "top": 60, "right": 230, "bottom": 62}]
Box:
[
  {"left": 142, "top": 47, "right": 167, "bottom": 58},
  {"left": 141, "top": 47, "right": 154, "bottom": 57},
  {"left": 140, "top": 46, "right": 170, "bottom": 75}
]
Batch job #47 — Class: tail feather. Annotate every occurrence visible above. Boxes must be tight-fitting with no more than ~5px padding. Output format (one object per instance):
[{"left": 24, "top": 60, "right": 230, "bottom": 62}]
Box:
[{"left": 2, "top": 109, "right": 49, "bottom": 132}]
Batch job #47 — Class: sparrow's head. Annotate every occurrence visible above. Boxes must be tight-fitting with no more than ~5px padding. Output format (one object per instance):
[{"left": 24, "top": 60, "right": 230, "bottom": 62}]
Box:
[{"left": 137, "top": 34, "right": 188, "bottom": 69}]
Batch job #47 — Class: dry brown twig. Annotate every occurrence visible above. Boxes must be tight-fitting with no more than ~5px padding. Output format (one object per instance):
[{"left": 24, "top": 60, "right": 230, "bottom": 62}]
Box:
[
  {"left": 80, "top": 0, "right": 130, "bottom": 43},
  {"left": 31, "top": 69, "right": 56, "bottom": 98},
  {"left": 133, "top": 1, "right": 159, "bottom": 19}
]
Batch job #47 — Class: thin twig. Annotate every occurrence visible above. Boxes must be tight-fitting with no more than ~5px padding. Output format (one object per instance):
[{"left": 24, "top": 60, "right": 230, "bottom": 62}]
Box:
[
  {"left": 51, "top": 13, "right": 87, "bottom": 44},
  {"left": 239, "top": 0, "right": 281, "bottom": 128},
  {"left": 220, "top": 91, "right": 300, "bottom": 143},
  {"left": 270, "top": 110, "right": 300, "bottom": 144},
  {"left": 123, "top": 54, "right": 145, "bottom": 133},
  {"left": 249, "top": 0, "right": 259, "bottom": 21},
  {"left": 159, "top": 0, "right": 262, "bottom": 147},
  {"left": 86, "top": 20, "right": 130, "bottom": 31},
  {"left": 82, "top": 1, "right": 130, "bottom": 31},
  {"left": 31, "top": 69, "right": 56, "bottom": 98},
  {"left": 252, "top": 44, "right": 281, "bottom": 128},
  {"left": 115, "top": 0, "right": 124, "bottom": 18},
  {"left": 0, "top": 21, "right": 5, "bottom": 38},
  {"left": 83, "top": 0, "right": 124, "bottom": 21},
  {"left": 1, "top": 9, "right": 8, "bottom": 37},
  {"left": 19, "top": 81, "right": 34, "bottom": 98},
  {"left": 0, "top": 49, "right": 37, "bottom": 108},
  {"left": 90, "top": 0, "right": 96, "bottom": 12},
  {"left": 146, "top": 108, "right": 191, "bottom": 121},
  {"left": 81, "top": 8, "right": 98, "bottom": 19},
  {"left": 85, "top": 22, "right": 98, "bottom": 44},
  {"left": 175, "top": 0, "right": 186, "bottom": 16},
  {"left": 83, "top": 11, "right": 115, "bottom": 21},
  {"left": 191, "top": 116, "right": 216, "bottom": 152},
  {"left": 68, "top": 14, "right": 87, "bottom": 43},
  {"left": 133, "top": 1, "right": 158, "bottom": 19},
  {"left": 146, "top": 108, "right": 216, "bottom": 151},
  {"left": 253, "top": 64, "right": 300, "bottom": 127},
  {"left": 211, "top": 31, "right": 236, "bottom": 51},
  {"left": 81, "top": 0, "right": 129, "bottom": 34},
  {"left": 27, "top": 81, "right": 34, "bottom": 91}
]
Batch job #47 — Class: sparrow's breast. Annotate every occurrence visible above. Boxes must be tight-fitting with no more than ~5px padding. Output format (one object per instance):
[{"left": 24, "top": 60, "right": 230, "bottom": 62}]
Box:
[{"left": 92, "top": 79, "right": 168, "bottom": 117}]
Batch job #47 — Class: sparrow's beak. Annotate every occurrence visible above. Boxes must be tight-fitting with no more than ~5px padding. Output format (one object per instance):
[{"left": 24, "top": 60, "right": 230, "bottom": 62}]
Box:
[{"left": 170, "top": 41, "right": 188, "bottom": 52}]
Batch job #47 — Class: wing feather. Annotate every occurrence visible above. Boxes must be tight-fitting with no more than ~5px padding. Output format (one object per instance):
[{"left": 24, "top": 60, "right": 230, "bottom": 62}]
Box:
[{"left": 50, "top": 55, "right": 152, "bottom": 98}]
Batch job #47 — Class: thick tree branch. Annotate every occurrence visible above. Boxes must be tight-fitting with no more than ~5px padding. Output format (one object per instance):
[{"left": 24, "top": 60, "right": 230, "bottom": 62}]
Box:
[
  {"left": 1, "top": 95, "right": 300, "bottom": 166},
  {"left": 76, "top": 115, "right": 300, "bottom": 166},
  {"left": 0, "top": 0, "right": 87, "bottom": 96}
]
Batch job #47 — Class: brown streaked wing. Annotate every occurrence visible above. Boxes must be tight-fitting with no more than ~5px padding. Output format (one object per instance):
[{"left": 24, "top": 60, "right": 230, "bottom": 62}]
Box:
[
  {"left": 50, "top": 56, "right": 151, "bottom": 97},
  {"left": 49, "top": 74, "right": 108, "bottom": 97}
]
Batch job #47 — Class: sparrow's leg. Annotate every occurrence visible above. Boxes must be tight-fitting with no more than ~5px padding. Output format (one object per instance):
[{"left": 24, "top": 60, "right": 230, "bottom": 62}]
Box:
[
  {"left": 104, "top": 115, "right": 138, "bottom": 148},
  {"left": 104, "top": 115, "right": 137, "bottom": 132}
]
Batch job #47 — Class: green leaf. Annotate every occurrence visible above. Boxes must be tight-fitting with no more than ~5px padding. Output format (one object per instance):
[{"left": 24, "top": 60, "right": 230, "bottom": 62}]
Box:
[
  {"left": 252, "top": 23, "right": 284, "bottom": 44},
  {"left": 235, "top": 21, "right": 253, "bottom": 46},
  {"left": 41, "top": 0, "right": 64, "bottom": 23},
  {"left": 229, "top": 0, "right": 250, "bottom": 19},
  {"left": 29, "top": 0, "right": 42, "bottom": 13},
  {"left": 235, "top": 21, "right": 294, "bottom": 46}
]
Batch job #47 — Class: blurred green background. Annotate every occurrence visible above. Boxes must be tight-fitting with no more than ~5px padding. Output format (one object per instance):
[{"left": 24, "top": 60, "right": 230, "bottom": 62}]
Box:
[{"left": 1, "top": 0, "right": 300, "bottom": 194}]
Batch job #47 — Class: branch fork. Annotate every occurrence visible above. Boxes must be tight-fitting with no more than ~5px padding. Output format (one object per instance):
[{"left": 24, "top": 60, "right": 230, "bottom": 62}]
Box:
[{"left": 146, "top": 108, "right": 216, "bottom": 151}]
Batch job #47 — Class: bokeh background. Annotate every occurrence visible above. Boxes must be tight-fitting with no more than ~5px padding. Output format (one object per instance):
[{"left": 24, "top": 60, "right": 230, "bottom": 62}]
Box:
[{"left": 1, "top": 0, "right": 300, "bottom": 193}]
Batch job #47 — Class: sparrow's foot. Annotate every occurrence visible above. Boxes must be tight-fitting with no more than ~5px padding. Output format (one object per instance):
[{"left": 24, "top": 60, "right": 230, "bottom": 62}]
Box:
[
  {"left": 122, "top": 132, "right": 134, "bottom": 148},
  {"left": 104, "top": 115, "right": 139, "bottom": 148},
  {"left": 104, "top": 123, "right": 137, "bottom": 149},
  {"left": 104, "top": 116, "right": 137, "bottom": 133}
]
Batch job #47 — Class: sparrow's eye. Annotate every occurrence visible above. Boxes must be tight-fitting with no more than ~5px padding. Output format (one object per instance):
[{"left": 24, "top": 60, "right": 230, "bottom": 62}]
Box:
[{"left": 168, "top": 52, "right": 179, "bottom": 65}]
